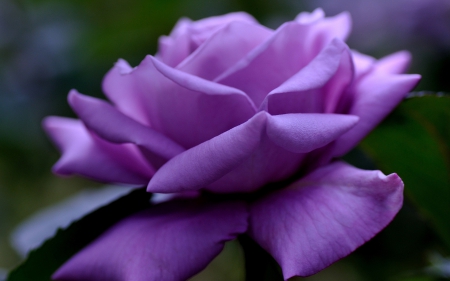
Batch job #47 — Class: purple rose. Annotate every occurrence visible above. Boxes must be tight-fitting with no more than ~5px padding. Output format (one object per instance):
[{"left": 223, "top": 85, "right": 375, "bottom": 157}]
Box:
[{"left": 44, "top": 9, "right": 420, "bottom": 281}]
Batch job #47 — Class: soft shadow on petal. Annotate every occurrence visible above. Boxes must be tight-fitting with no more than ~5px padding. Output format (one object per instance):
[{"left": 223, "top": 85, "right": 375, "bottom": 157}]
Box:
[
  {"left": 262, "top": 38, "right": 353, "bottom": 115},
  {"left": 52, "top": 199, "right": 248, "bottom": 281},
  {"left": 207, "top": 112, "right": 357, "bottom": 193},
  {"left": 333, "top": 71, "right": 421, "bottom": 156},
  {"left": 148, "top": 110, "right": 357, "bottom": 194},
  {"left": 177, "top": 21, "right": 272, "bottom": 80},
  {"left": 43, "top": 117, "right": 153, "bottom": 185},
  {"left": 68, "top": 90, "right": 185, "bottom": 168},
  {"left": 249, "top": 161, "right": 404, "bottom": 279},
  {"left": 216, "top": 12, "right": 351, "bottom": 107},
  {"left": 206, "top": 136, "right": 307, "bottom": 194}
]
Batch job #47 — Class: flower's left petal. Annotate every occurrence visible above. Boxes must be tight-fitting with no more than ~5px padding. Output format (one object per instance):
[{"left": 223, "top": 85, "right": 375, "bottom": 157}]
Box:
[
  {"left": 52, "top": 200, "right": 248, "bottom": 281},
  {"left": 43, "top": 117, "right": 153, "bottom": 185},
  {"left": 68, "top": 90, "right": 185, "bottom": 168},
  {"left": 249, "top": 161, "right": 403, "bottom": 279}
]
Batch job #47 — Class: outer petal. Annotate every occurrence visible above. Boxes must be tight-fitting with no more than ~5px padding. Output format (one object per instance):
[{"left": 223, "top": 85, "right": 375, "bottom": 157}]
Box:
[
  {"left": 148, "top": 112, "right": 358, "bottom": 194},
  {"left": 68, "top": 90, "right": 185, "bottom": 168},
  {"left": 333, "top": 66, "right": 420, "bottom": 156},
  {"left": 295, "top": 8, "right": 325, "bottom": 24},
  {"left": 52, "top": 199, "right": 248, "bottom": 281},
  {"left": 351, "top": 51, "right": 376, "bottom": 79},
  {"left": 262, "top": 38, "right": 353, "bottom": 115},
  {"left": 117, "top": 55, "right": 256, "bottom": 148},
  {"left": 102, "top": 59, "right": 151, "bottom": 126},
  {"left": 177, "top": 21, "right": 272, "bottom": 80},
  {"left": 374, "top": 51, "right": 412, "bottom": 75},
  {"left": 43, "top": 117, "right": 153, "bottom": 185},
  {"left": 215, "top": 12, "right": 351, "bottom": 107},
  {"left": 249, "top": 162, "right": 404, "bottom": 279},
  {"left": 157, "top": 18, "right": 193, "bottom": 67}
]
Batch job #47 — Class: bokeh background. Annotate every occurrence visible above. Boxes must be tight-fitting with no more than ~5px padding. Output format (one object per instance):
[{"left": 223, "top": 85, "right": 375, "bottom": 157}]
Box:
[{"left": 0, "top": 0, "right": 449, "bottom": 280}]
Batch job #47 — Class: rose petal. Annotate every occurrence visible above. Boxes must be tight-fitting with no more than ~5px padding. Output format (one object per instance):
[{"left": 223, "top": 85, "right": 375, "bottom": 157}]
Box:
[
  {"left": 261, "top": 38, "right": 353, "bottom": 115},
  {"left": 295, "top": 8, "right": 325, "bottom": 24},
  {"left": 216, "top": 12, "right": 351, "bottom": 107},
  {"left": 147, "top": 112, "right": 267, "bottom": 193},
  {"left": 351, "top": 51, "right": 376, "bottom": 78},
  {"left": 207, "top": 113, "right": 357, "bottom": 193},
  {"left": 68, "top": 90, "right": 185, "bottom": 168},
  {"left": 206, "top": 137, "right": 307, "bottom": 193},
  {"left": 249, "top": 161, "right": 403, "bottom": 279},
  {"left": 52, "top": 199, "right": 248, "bottom": 281},
  {"left": 177, "top": 21, "right": 272, "bottom": 80},
  {"left": 333, "top": 71, "right": 421, "bottom": 156},
  {"left": 373, "top": 51, "right": 412, "bottom": 75},
  {"left": 183, "top": 12, "right": 259, "bottom": 50},
  {"left": 148, "top": 112, "right": 357, "bottom": 193},
  {"left": 157, "top": 18, "right": 193, "bottom": 67},
  {"left": 157, "top": 12, "right": 259, "bottom": 67},
  {"left": 266, "top": 113, "right": 358, "bottom": 153},
  {"left": 102, "top": 59, "right": 153, "bottom": 126},
  {"left": 133, "top": 55, "right": 256, "bottom": 148},
  {"left": 43, "top": 117, "right": 153, "bottom": 185}
]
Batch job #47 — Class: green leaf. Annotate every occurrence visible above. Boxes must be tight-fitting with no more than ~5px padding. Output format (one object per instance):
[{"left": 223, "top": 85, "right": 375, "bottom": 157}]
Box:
[
  {"left": 7, "top": 188, "right": 152, "bottom": 281},
  {"left": 360, "top": 95, "right": 450, "bottom": 249}
]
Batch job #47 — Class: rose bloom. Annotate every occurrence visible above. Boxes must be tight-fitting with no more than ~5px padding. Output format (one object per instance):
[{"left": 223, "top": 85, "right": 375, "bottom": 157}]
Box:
[{"left": 44, "top": 9, "right": 420, "bottom": 281}]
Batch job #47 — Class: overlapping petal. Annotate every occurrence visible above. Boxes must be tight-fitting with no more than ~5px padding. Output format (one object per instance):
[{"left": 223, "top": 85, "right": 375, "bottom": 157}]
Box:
[
  {"left": 249, "top": 161, "right": 404, "bottom": 279},
  {"left": 157, "top": 12, "right": 258, "bottom": 67},
  {"left": 43, "top": 117, "right": 153, "bottom": 185},
  {"left": 177, "top": 21, "right": 272, "bottom": 80},
  {"left": 216, "top": 11, "right": 351, "bottom": 107},
  {"left": 262, "top": 38, "right": 353, "bottom": 115},
  {"left": 52, "top": 199, "right": 248, "bottom": 281},
  {"left": 102, "top": 59, "right": 151, "bottom": 126},
  {"left": 68, "top": 90, "right": 185, "bottom": 168},
  {"left": 333, "top": 64, "right": 420, "bottom": 156},
  {"left": 148, "top": 112, "right": 358, "bottom": 193},
  {"left": 110, "top": 55, "right": 256, "bottom": 149}
]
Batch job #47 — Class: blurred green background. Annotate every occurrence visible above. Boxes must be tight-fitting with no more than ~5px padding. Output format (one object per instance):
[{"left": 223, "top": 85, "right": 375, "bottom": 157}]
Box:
[{"left": 0, "top": 0, "right": 449, "bottom": 280}]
